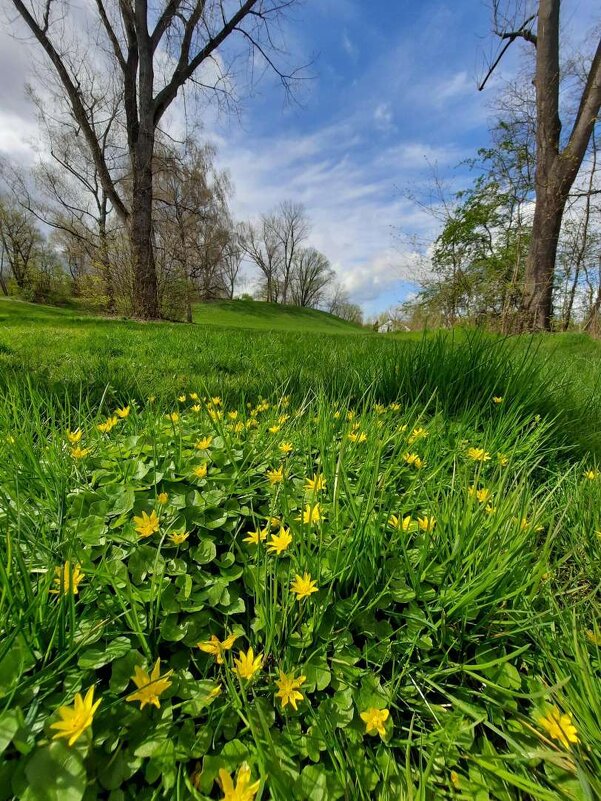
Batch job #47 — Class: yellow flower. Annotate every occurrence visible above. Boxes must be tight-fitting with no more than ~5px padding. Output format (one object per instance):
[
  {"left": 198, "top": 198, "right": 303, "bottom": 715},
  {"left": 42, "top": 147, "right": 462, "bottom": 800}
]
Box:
[
  {"left": 408, "top": 427, "right": 428, "bottom": 445},
  {"left": 243, "top": 528, "right": 269, "bottom": 545},
  {"left": 279, "top": 442, "right": 293, "bottom": 455},
  {"left": 290, "top": 572, "right": 319, "bottom": 600},
  {"left": 347, "top": 431, "right": 367, "bottom": 443},
  {"left": 305, "top": 474, "right": 326, "bottom": 492},
  {"left": 450, "top": 770, "right": 460, "bottom": 789},
  {"left": 584, "top": 469, "right": 599, "bottom": 481},
  {"left": 234, "top": 647, "right": 263, "bottom": 680},
  {"left": 210, "top": 396, "right": 222, "bottom": 407},
  {"left": 218, "top": 762, "right": 260, "bottom": 801},
  {"left": 189, "top": 392, "right": 199, "bottom": 401},
  {"left": 194, "top": 464, "right": 208, "bottom": 479},
  {"left": 157, "top": 492, "right": 169, "bottom": 504},
  {"left": 497, "top": 453, "right": 509, "bottom": 466},
  {"left": 374, "top": 403, "right": 386, "bottom": 415},
  {"left": 403, "top": 452, "right": 424, "bottom": 469},
  {"left": 178, "top": 394, "right": 187, "bottom": 403},
  {"left": 147, "top": 395, "right": 156, "bottom": 404},
  {"left": 97, "top": 415, "right": 118, "bottom": 433},
  {"left": 266, "top": 466, "right": 284, "bottom": 485},
  {"left": 492, "top": 396, "right": 504, "bottom": 404},
  {"left": 298, "top": 504, "right": 321, "bottom": 525},
  {"left": 278, "top": 414, "right": 289, "bottom": 424},
  {"left": 519, "top": 517, "right": 544, "bottom": 532},
  {"left": 346, "top": 410, "right": 355, "bottom": 421},
  {"left": 418, "top": 515, "right": 436, "bottom": 532},
  {"left": 197, "top": 633, "right": 239, "bottom": 664},
  {"left": 133, "top": 510, "right": 160, "bottom": 538},
  {"left": 126, "top": 659, "right": 173, "bottom": 709},
  {"left": 50, "top": 561, "right": 84, "bottom": 595},
  {"left": 388, "top": 514, "right": 412, "bottom": 531},
  {"left": 467, "top": 447, "right": 491, "bottom": 462},
  {"left": 389, "top": 402, "right": 401, "bottom": 411},
  {"left": 50, "top": 687, "right": 100, "bottom": 746},
  {"left": 227, "top": 410, "right": 239, "bottom": 420},
  {"left": 267, "top": 528, "right": 293, "bottom": 555},
  {"left": 468, "top": 486, "right": 492, "bottom": 504},
  {"left": 66, "top": 429, "right": 82, "bottom": 444},
  {"left": 70, "top": 446, "right": 91, "bottom": 459},
  {"left": 166, "top": 412, "right": 179, "bottom": 423},
  {"left": 538, "top": 707, "right": 579, "bottom": 749},
  {"left": 585, "top": 629, "right": 601, "bottom": 646},
  {"left": 196, "top": 436, "right": 213, "bottom": 450},
  {"left": 209, "top": 408, "right": 223, "bottom": 421},
  {"left": 191, "top": 404, "right": 201, "bottom": 412},
  {"left": 116, "top": 405, "right": 130, "bottom": 418},
  {"left": 169, "top": 530, "right": 189, "bottom": 545},
  {"left": 275, "top": 671, "right": 306, "bottom": 710},
  {"left": 268, "top": 425, "right": 281, "bottom": 434},
  {"left": 360, "top": 707, "right": 389, "bottom": 737}
]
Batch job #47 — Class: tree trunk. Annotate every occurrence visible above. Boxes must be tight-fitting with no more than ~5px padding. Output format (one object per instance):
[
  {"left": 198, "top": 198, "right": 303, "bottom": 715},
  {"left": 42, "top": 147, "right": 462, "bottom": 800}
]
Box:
[
  {"left": 130, "top": 134, "right": 160, "bottom": 319},
  {"left": 0, "top": 248, "right": 7, "bottom": 296},
  {"left": 521, "top": 186, "right": 565, "bottom": 330}
]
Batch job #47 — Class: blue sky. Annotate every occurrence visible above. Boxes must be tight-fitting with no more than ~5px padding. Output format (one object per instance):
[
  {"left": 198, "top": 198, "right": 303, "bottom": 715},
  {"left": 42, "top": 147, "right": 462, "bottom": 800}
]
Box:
[
  {"left": 205, "top": 0, "right": 597, "bottom": 315},
  {"left": 0, "top": 0, "right": 598, "bottom": 316}
]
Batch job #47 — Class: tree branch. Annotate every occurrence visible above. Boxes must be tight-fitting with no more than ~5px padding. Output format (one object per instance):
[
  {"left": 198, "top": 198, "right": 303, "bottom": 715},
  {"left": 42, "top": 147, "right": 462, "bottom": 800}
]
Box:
[
  {"left": 8, "top": 0, "right": 129, "bottom": 220},
  {"left": 153, "top": 0, "right": 259, "bottom": 125}
]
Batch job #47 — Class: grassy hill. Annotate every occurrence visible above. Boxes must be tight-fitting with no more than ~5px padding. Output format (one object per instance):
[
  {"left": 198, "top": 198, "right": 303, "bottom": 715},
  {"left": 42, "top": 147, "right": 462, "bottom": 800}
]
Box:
[
  {"left": 0, "top": 297, "right": 362, "bottom": 335},
  {"left": 193, "top": 299, "right": 364, "bottom": 333}
]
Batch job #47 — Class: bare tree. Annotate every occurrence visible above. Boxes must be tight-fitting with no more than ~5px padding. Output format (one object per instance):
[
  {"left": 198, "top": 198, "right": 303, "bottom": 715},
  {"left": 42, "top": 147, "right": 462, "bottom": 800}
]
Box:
[
  {"left": 8, "top": 0, "right": 301, "bottom": 319},
  {"left": 221, "top": 235, "right": 243, "bottom": 299},
  {"left": 267, "top": 200, "right": 310, "bottom": 303},
  {"left": 0, "top": 197, "right": 42, "bottom": 290},
  {"left": 290, "top": 246, "right": 334, "bottom": 307},
  {"left": 239, "top": 216, "right": 282, "bottom": 302},
  {"left": 483, "top": 1, "right": 601, "bottom": 330},
  {"left": 153, "top": 139, "right": 233, "bottom": 320},
  {"left": 326, "top": 282, "right": 363, "bottom": 324}
]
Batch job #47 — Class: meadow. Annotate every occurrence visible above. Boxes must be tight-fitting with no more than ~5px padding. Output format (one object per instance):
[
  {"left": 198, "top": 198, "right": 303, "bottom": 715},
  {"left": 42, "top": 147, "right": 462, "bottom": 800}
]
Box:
[{"left": 0, "top": 297, "right": 600, "bottom": 800}]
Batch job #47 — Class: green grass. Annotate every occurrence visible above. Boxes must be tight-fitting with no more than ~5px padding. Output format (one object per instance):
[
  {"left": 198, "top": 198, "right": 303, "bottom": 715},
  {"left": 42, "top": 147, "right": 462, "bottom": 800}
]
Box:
[
  {"left": 0, "top": 298, "right": 600, "bottom": 800},
  {"left": 192, "top": 299, "right": 364, "bottom": 333}
]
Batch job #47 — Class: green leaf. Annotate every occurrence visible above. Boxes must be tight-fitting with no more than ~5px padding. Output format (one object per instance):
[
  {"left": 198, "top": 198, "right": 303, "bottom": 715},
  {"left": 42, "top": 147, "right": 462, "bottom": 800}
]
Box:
[
  {"left": 78, "top": 637, "right": 132, "bottom": 669},
  {"left": 190, "top": 539, "right": 216, "bottom": 565},
  {"left": 0, "top": 708, "right": 21, "bottom": 755},
  {"left": 22, "top": 742, "right": 86, "bottom": 801}
]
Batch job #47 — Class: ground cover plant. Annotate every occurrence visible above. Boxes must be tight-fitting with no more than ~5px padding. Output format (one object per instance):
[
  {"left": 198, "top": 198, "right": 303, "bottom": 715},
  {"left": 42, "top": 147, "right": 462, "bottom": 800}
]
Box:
[{"left": 0, "top": 300, "right": 600, "bottom": 800}]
